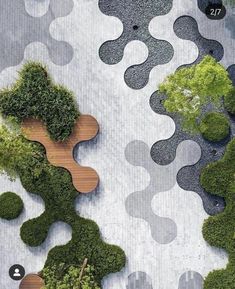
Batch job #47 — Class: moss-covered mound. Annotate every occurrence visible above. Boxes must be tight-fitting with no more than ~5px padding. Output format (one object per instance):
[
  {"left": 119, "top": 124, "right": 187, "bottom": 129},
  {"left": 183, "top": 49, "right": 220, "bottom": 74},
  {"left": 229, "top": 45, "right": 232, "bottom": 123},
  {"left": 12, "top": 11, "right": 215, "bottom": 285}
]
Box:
[
  {"left": 0, "top": 192, "right": 23, "bottom": 220},
  {"left": 0, "top": 62, "right": 79, "bottom": 141},
  {"left": 224, "top": 87, "right": 235, "bottom": 115},
  {"left": 199, "top": 112, "right": 230, "bottom": 142},
  {"left": 200, "top": 138, "right": 235, "bottom": 289}
]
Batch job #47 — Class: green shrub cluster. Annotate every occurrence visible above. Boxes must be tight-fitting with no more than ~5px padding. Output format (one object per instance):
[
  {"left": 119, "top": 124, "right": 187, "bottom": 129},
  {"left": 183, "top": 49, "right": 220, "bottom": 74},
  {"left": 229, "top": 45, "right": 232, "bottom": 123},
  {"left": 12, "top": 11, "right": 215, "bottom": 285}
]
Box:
[
  {"left": 200, "top": 138, "right": 235, "bottom": 289},
  {"left": 17, "top": 137, "right": 125, "bottom": 284},
  {"left": 0, "top": 62, "right": 125, "bottom": 285},
  {"left": 224, "top": 88, "right": 235, "bottom": 115},
  {"left": 0, "top": 192, "right": 23, "bottom": 220},
  {"left": 0, "top": 62, "right": 80, "bottom": 141},
  {"left": 42, "top": 263, "right": 100, "bottom": 289},
  {"left": 199, "top": 112, "right": 230, "bottom": 142}
]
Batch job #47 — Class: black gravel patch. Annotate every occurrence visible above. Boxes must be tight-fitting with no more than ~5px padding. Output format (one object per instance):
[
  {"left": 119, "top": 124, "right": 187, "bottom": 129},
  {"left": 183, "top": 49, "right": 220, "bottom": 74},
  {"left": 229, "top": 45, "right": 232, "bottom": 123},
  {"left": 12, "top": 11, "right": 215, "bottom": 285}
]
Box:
[
  {"left": 174, "top": 16, "right": 224, "bottom": 68},
  {"left": 149, "top": 89, "right": 230, "bottom": 216},
  {"left": 98, "top": 0, "right": 174, "bottom": 89}
]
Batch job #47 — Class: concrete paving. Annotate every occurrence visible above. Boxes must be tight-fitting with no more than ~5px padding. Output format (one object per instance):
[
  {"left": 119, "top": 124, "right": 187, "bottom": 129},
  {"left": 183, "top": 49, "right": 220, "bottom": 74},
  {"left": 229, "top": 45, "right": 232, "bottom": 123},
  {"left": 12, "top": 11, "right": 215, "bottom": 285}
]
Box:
[{"left": 0, "top": 0, "right": 233, "bottom": 289}]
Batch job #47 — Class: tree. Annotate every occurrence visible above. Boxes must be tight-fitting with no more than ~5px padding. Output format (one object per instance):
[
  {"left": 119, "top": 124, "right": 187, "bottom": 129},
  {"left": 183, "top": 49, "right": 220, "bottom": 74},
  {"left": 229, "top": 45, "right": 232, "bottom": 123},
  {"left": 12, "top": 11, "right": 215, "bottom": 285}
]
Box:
[
  {"left": 42, "top": 262, "right": 101, "bottom": 289},
  {"left": 159, "top": 56, "right": 232, "bottom": 132}
]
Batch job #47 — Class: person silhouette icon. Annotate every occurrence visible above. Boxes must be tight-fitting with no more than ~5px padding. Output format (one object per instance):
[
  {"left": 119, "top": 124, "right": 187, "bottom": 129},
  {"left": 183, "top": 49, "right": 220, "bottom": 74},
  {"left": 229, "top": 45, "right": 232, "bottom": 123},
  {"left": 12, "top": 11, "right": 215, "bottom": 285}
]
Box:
[
  {"left": 13, "top": 268, "right": 21, "bottom": 277},
  {"left": 9, "top": 264, "right": 25, "bottom": 280}
]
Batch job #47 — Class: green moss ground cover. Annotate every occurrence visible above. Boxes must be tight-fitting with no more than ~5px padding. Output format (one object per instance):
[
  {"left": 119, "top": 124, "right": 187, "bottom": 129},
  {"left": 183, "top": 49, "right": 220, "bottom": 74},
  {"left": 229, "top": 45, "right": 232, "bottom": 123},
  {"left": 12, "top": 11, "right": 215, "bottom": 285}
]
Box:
[
  {"left": 224, "top": 88, "right": 235, "bottom": 115},
  {"left": 0, "top": 63, "right": 125, "bottom": 286},
  {"left": 0, "top": 62, "right": 79, "bottom": 141},
  {"left": 200, "top": 138, "right": 235, "bottom": 289},
  {"left": 199, "top": 112, "right": 230, "bottom": 142},
  {"left": 0, "top": 192, "right": 23, "bottom": 220}
]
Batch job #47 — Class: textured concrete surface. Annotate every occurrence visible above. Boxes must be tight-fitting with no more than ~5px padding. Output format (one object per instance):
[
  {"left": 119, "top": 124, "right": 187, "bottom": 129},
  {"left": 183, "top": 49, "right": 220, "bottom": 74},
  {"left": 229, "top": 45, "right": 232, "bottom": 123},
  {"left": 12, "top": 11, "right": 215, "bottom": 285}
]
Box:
[
  {"left": 125, "top": 140, "right": 200, "bottom": 244},
  {"left": 178, "top": 271, "right": 203, "bottom": 289},
  {"left": 0, "top": 0, "right": 73, "bottom": 71},
  {"left": 126, "top": 271, "right": 153, "bottom": 289},
  {"left": 0, "top": 0, "right": 232, "bottom": 288},
  {"left": 174, "top": 15, "right": 224, "bottom": 67}
]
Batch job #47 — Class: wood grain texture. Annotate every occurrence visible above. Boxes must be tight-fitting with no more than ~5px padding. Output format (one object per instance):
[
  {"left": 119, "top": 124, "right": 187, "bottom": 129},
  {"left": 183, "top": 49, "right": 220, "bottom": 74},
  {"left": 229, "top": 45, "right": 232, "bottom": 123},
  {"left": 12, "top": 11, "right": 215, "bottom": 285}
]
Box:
[
  {"left": 22, "top": 115, "right": 99, "bottom": 193},
  {"left": 19, "top": 274, "right": 44, "bottom": 289}
]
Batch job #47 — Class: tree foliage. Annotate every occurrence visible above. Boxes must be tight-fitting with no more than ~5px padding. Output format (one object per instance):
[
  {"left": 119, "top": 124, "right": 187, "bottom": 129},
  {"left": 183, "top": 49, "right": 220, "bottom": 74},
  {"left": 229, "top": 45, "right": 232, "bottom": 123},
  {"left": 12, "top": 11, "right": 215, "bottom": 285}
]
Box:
[
  {"left": 159, "top": 56, "right": 232, "bottom": 132},
  {"left": 42, "top": 263, "right": 100, "bottom": 289}
]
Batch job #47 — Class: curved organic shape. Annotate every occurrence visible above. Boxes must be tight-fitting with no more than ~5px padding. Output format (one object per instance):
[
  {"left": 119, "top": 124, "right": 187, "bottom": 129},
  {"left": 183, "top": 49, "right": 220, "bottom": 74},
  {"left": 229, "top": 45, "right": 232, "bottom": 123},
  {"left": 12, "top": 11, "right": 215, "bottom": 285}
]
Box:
[
  {"left": 19, "top": 274, "right": 45, "bottom": 289},
  {"left": 22, "top": 115, "right": 99, "bottom": 193},
  {"left": 98, "top": 0, "right": 174, "bottom": 89},
  {"left": 201, "top": 138, "right": 235, "bottom": 289}
]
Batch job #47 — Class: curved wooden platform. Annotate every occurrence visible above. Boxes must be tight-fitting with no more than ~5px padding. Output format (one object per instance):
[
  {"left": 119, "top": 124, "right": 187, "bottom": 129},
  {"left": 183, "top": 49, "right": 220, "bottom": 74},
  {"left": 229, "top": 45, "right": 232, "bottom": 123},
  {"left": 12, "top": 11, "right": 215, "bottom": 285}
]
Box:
[
  {"left": 19, "top": 274, "right": 44, "bottom": 289},
  {"left": 22, "top": 115, "right": 99, "bottom": 193}
]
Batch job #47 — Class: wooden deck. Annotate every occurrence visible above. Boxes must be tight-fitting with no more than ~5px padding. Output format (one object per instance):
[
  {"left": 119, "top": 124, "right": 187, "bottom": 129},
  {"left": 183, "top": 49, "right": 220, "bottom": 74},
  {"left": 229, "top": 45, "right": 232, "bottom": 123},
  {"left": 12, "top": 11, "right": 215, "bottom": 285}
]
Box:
[
  {"left": 22, "top": 115, "right": 99, "bottom": 193},
  {"left": 19, "top": 274, "right": 44, "bottom": 289}
]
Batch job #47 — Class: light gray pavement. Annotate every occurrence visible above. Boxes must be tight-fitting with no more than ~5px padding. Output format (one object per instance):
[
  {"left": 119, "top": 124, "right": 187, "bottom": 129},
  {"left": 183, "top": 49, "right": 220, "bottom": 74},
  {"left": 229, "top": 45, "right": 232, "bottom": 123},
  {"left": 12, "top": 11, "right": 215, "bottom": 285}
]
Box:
[{"left": 0, "top": 0, "right": 233, "bottom": 289}]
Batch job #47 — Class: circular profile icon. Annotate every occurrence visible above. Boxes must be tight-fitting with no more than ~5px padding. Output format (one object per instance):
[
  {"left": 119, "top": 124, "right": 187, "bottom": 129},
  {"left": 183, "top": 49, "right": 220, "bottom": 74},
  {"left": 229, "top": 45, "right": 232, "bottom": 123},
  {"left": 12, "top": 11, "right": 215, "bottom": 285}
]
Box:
[{"left": 9, "top": 264, "right": 25, "bottom": 281}]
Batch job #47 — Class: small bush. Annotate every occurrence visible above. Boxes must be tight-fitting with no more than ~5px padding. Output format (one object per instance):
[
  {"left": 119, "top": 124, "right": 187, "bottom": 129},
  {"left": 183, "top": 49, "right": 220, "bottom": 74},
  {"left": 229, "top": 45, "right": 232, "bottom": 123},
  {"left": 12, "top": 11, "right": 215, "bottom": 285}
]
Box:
[
  {"left": 0, "top": 62, "right": 80, "bottom": 141},
  {"left": 199, "top": 112, "right": 230, "bottom": 142},
  {"left": 224, "top": 87, "right": 235, "bottom": 115},
  {"left": 0, "top": 192, "right": 23, "bottom": 220}
]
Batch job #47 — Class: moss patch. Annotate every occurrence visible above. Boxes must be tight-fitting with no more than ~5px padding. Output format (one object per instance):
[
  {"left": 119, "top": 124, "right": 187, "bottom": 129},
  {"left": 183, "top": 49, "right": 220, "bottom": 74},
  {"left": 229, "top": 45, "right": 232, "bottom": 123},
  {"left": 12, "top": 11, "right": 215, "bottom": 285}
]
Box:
[
  {"left": 199, "top": 112, "right": 230, "bottom": 142},
  {"left": 0, "top": 192, "right": 23, "bottom": 220},
  {"left": 200, "top": 138, "right": 235, "bottom": 289},
  {"left": 224, "top": 87, "right": 235, "bottom": 115},
  {"left": 0, "top": 62, "right": 79, "bottom": 141}
]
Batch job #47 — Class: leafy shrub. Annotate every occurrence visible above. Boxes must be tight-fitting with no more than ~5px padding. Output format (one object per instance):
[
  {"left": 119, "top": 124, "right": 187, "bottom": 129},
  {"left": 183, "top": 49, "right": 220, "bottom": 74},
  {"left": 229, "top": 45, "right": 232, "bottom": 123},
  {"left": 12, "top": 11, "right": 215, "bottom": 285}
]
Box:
[
  {"left": 160, "top": 55, "right": 232, "bottom": 132},
  {"left": 199, "top": 112, "right": 230, "bottom": 142},
  {"left": 0, "top": 62, "right": 80, "bottom": 141},
  {"left": 0, "top": 192, "right": 23, "bottom": 220},
  {"left": 42, "top": 263, "right": 100, "bottom": 289},
  {"left": 224, "top": 87, "right": 235, "bottom": 115},
  {"left": 200, "top": 138, "right": 235, "bottom": 289}
]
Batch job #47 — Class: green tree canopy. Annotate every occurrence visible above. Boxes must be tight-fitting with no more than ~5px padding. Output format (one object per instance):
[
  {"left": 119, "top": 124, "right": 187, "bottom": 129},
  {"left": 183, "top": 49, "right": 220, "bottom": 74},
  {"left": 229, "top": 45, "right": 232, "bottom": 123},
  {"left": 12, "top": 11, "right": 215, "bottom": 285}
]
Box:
[{"left": 159, "top": 56, "right": 232, "bottom": 132}]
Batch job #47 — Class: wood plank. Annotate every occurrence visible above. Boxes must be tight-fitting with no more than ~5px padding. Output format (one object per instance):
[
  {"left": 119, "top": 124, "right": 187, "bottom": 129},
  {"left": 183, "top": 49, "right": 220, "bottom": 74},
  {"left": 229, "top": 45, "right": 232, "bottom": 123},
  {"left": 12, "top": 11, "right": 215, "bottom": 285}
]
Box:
[
  {"left": 19, "top": 274, "right": 44, "bottom": 289},
  {"left": 21, "top": 115, "right": 99, "bottom": 193}
]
